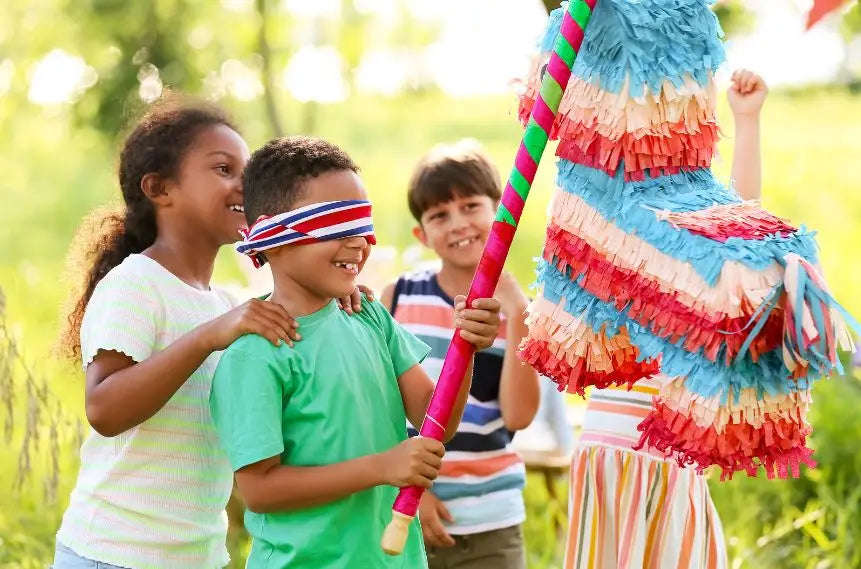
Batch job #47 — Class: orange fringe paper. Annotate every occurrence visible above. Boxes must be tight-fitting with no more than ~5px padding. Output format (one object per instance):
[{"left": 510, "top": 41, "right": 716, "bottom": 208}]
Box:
[{"left": 519, "top": 296, "right": 659, "bottom": 395}]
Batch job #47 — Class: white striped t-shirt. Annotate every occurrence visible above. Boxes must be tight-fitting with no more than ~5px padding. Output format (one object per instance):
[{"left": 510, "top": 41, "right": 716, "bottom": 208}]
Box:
[
  {"left": 578, "top": 375, "right": 672, "bottom": 460},
  {"left": 56, "top": 254, "right": 237, "bottom": 569}
]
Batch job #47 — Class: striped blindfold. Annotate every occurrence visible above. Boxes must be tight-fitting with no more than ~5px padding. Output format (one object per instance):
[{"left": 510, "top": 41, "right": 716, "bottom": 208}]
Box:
[{"left": 236, "top": 200, "right": 376, "bottom": 268}]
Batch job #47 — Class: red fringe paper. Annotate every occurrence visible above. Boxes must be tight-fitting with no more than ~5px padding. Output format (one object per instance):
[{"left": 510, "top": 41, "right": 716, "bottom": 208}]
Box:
[
  {"left": 656, "top": 376, "right": 811, "bottom": 431},
  {"left": 544, "top": 224, "right": 784, "bottom": 361},
  {"left": 518, "top": 337, "right": 660, "bottom": 396},
  {"left": 636, "top": 399, "right": 816, "bottom": 480},
  {"left": 655, "top": 202, "right": 798, "bottom": 242},
  {"left": 556, "top": 140, "right": 703, "bottom": 181},
  {"left": 517, "top": 94, "right": 536, "bottom": 127},
  {"left": 558, "top": 118, "right": 717, "bottom": 174},
  {"left": 517, "top": 69, "right": 719, "bottom": 181},
  {"left": 518, "top": 95, "right": 539, "bottom": 128}
]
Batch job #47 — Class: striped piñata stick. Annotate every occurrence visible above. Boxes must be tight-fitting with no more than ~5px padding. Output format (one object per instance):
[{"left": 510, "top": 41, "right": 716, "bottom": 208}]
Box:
[{"left": 380, "top": 0, "right": 598, "bottom": 555}]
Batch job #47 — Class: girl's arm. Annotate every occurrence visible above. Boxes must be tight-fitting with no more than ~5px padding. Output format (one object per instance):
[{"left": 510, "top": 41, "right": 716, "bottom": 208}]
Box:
[
  {"left": 86, "top": 299, "right": 297, "bottom": 437},
  {"left": 728, "top": 69, "right": 768, "bottom": 201},
  {"left": 234, "top": 437, "right": 445, "bottom": 513},
  {"left": 379, "top": 282, "right": 396, "bottom": 313}
]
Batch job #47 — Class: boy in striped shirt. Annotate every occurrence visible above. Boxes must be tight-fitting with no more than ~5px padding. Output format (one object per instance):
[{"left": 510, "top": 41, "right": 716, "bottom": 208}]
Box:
[{"left": 381, "top": 139, "right": 541, "bottom": 569}]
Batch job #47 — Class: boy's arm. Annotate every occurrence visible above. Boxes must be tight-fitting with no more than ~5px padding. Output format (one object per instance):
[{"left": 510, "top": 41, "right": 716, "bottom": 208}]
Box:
[
  {"left": 496, "top": 273, "right": 541, "bottom": 431},
  {"left": 383, "top": 280, "right": 473, "bottom": 441},
  {"left": 391, "top": 293, "right": 501, "bottom": 442},
  {"left": 398, "top": 361, "right": 473, "bottom": 443},
  {"left": 211, "top": 346, "right": 445, "bottom": 514},
  {"left": 380, "top": 282, "right": 396, "bottom": 313},
  {"left": 728, "top": 69, "right": 768, "bottom": 201},
  {"left": 380, "top": 281, "right": 462, "bottom": 439},
  {"left": 236, "top": 454, "right": 383, "bottom": 513},
  {"left": 234, "top": 438, "right": 443, "bottom": 513}
]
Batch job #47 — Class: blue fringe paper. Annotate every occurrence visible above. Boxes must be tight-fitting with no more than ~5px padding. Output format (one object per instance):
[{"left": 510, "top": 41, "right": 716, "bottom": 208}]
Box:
[
  {"left": 555, "top": 160, "right": 820, "bottom": 285},
  {"left": 539, "top": 4, "right": 566, "bottom": 53},
  {"left": 574, "top": 0, "right": 725, "bottom": 96},
  {"left": 535, "top": 0, "right": 725, "bottom": 96},
  {"left": 538, "top": 260, "right": 815, "bottom": 403}
]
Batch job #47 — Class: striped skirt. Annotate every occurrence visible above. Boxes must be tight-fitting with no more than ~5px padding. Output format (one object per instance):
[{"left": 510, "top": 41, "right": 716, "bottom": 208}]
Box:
[{"left": 564, "top": 445, "right": 727, "bottom": 569}]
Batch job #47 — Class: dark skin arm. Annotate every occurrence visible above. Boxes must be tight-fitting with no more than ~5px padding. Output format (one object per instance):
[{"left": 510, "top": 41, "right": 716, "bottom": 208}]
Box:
[
  {"left": 381, "top": 285, "right": 502, "bottom": 441},
  {"left": 86, "top": 299, "right": 297, "bottom": 437},
  {"left": 234, "top": 438, "right": 445, "bottom": 513},
  {"left": 397, "top": 362, "right": 471, "bottom": 443},
  {"left": 87, "top": 284, "right": 373, "bottom": 437},
  {"left": 235, "top": 293, "right": 501, "bottom": 514},
  {"left": 383, "top": 280, "right": 526, "bottom": 548}
]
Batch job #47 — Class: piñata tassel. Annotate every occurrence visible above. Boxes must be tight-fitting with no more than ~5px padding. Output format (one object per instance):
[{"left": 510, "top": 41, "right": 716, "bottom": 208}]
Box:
[
  {"left": 779, "top": 253, "right": 856, "bottom": 378},
  {"left": 735, "top": 253, "right": 857, "bottom": 378}
]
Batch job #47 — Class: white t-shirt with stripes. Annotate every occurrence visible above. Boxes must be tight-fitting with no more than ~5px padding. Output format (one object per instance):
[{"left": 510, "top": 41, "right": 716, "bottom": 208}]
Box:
[{"left": 56, "top": 254, "right": 237, "bottom": 569}]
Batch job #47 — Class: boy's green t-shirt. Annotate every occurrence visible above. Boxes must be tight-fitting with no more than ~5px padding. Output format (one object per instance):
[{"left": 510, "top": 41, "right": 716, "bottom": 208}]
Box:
[{"left": 210, "top": 297, "right": 430, "bottom": 569}]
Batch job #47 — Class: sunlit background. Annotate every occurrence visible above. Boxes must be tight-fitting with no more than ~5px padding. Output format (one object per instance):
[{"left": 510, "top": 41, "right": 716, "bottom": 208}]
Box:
[{"left": 1, "top": 1, "right": 860, "bottom": 567}]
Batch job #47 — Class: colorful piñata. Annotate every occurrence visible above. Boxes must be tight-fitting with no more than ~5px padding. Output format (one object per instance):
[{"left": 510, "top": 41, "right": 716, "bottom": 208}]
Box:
[{"left": 517, "top": 0, "right": 856, "bottom": 480}]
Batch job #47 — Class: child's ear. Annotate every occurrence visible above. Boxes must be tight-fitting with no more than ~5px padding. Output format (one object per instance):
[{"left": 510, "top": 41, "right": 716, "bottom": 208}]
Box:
[
  {"left": 412, "top": 224, "right": 429, "bottom": 247},
  {"left": 140, "top": 173, "right": 172, "bottom": 206}
]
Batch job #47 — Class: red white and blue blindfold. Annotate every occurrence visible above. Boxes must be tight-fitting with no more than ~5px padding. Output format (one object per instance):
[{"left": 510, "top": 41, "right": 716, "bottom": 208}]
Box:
[{"left": 236, "top": 200, "right": 376, "bottom": 268}]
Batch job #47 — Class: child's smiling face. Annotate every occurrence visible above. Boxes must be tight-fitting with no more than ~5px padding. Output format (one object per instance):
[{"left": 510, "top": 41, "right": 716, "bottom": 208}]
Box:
[
  {"left": 266, "top": 169, "right": 372, "bottom": 302},
  {"left": 413, "top": 194, "right": 497, "bottom": 271},
  {"left": 163, "top": 124, "right": 251, "bottom": 247}
]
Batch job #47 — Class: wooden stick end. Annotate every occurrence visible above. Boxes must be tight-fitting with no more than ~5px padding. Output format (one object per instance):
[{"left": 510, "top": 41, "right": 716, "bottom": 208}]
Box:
[{"left": 381, "top": 510, "right": 413, "bottom": 555}]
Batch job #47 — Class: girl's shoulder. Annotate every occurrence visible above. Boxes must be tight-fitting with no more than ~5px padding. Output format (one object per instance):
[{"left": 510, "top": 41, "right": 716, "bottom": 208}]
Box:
[
  {"left": 96, "top": 254, "right": 165, "bottom": 287},
  {"left": 80, "top": 255, "right": 168, "bottom": 367},
  {"left": 85, "top": 254, "right": 227, "bottom": 321},
  {"left": 97, "top": 255, "right": 235, "bottom": 307},
  {"left": 89, "top": 254, "right": 162, "bottom": 301},
  {"left": 86, "top": 255, "right": 177, "bottom": 314}
]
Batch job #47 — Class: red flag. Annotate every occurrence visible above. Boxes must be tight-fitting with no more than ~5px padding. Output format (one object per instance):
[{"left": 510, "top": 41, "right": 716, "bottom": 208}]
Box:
[{"left": 806, "top": 0, "right": 849, "bottom": 29}]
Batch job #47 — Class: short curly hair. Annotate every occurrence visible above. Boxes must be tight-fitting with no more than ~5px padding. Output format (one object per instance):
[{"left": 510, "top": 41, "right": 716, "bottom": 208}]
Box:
[{"left": 242, "top": 136, "right": 358, "bottom": 223}]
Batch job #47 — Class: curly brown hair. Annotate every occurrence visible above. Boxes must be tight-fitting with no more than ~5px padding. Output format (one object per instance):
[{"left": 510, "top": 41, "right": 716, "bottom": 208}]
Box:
[
  {"left": 58, "top": 95, "right": 237, "bottom": 360},
  {"left": 242, "top": 136, "right": 359, "bottom": 223}
]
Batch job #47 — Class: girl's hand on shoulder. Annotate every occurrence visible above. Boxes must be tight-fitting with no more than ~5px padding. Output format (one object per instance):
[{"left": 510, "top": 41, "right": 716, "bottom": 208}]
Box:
[
  {"left": 201, "top": 299, "right": 300, "bottom": 350},
  {"left": 728, "top": 69, "right": 768, "bottom": 118},
  {"left": 453, "top": 295, "right": 502, "bottom": 351},
  {"left": 336, "top": 284, "right": 375, "bottom": 315}
]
